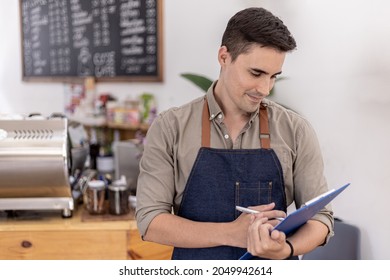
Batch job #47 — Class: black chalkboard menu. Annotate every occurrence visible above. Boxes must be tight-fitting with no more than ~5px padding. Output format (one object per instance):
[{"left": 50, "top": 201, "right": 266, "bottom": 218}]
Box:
[{"left": 19, "top": 0, "right": 163, "bottom": 82}]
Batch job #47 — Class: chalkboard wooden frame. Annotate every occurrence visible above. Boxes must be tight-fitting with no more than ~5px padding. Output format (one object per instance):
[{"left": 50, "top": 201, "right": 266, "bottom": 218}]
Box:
[{"left": 19, "top": 0, "right": 164, "bottom": 83}]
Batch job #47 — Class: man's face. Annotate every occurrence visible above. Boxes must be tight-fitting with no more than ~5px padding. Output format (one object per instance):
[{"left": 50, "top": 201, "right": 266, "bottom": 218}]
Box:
[{"left": 218, "top": 45, "right": 286, "bottom": 114}]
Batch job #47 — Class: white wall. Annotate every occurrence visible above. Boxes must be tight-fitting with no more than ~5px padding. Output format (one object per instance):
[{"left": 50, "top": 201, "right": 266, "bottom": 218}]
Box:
[
  {"left": 262, "top": 0, "right": 390, "bottom": 260},
  {"left": 1, "top": 0, "right": 389, "bottom": 259}
]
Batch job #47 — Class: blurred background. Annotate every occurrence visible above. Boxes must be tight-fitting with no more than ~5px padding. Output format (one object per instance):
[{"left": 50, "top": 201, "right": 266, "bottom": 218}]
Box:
[{"left": 1, "top": 0, "right": 389, "bottom": 259}]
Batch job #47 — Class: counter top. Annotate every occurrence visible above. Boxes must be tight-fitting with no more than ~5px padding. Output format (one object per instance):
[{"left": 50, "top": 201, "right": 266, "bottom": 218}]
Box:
[
  {"left": 0, "top": 205, "right": 137, "bottom": 232},
  {"left": 0, "top": 205, "right": 172, "bottom": 260}
]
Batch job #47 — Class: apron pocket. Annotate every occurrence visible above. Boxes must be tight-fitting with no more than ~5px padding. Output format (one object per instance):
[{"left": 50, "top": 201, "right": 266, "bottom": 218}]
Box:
[{"left": 235, "top": 181, "right": 273, "bottom": 211}]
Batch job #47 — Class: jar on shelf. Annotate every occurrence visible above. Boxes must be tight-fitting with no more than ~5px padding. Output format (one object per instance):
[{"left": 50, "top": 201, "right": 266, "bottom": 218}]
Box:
[
  {"left": 108, "top": 182, "right": 130, "bottom": 215},
  {"left": 84, "top": 180, "right": 106, "bottom": 214}
]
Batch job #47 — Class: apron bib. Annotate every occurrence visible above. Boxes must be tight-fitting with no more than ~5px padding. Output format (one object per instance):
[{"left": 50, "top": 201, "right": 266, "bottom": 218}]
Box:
[{"left": 172, "top": 100, "right": 287, "bottom": 260}]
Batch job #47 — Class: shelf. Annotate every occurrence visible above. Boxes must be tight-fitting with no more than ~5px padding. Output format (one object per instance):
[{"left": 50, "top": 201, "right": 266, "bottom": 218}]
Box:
[
  {"left": 106, "top": 122, "right": 149, "bottom": 131},
  {"left": 69, "top": 117, "right": 149, "bottom": 131},
  {"left": 68, "top": 115, "right": 106, "bottom": 127}
]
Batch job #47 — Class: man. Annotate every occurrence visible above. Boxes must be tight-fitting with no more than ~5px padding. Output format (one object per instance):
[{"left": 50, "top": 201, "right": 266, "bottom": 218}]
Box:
[{"left": 136, "top": 7, "right": 333, "bottom": 260}]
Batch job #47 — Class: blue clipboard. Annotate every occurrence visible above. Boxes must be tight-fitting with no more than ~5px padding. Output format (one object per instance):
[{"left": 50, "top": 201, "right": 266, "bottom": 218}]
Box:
[{"left": 239, "top": 183, "right": 350, "bottom": 260}]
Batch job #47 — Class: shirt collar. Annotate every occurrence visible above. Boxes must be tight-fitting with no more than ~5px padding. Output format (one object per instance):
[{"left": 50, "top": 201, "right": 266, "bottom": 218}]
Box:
[{"left": 205, "top": 81, "right": 222, "bottom": 120}]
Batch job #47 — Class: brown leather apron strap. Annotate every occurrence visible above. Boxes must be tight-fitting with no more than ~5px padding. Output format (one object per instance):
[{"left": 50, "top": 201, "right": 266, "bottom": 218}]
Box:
[
  {"left": 259, "top": 103, "right": 271, "bottom": 149},
  {"left": 202, "top": 98, "right": 270, "bottom": 148},
  {"left": 202, "top": 99, "right": 211, "bottom": 147}
]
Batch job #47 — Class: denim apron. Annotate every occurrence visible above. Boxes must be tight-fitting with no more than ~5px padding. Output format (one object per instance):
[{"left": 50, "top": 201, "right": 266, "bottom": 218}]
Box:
[{"left": 171, "top": 99, "right": 287, "bottom": 260}]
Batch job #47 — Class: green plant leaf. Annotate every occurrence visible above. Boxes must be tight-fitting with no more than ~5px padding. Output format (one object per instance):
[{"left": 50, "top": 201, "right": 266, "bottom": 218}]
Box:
[
  {"left": 181, "top": 73, "right": 213, "bottom": 92},
  {"left": 269, "top": 76, "right": 288, "bottom": 96}
]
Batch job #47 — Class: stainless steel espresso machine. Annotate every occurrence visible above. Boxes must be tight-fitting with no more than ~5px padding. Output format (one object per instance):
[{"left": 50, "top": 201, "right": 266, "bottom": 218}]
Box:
[{"left": 0, "top": 117, "right": 74, "bottom": 217}]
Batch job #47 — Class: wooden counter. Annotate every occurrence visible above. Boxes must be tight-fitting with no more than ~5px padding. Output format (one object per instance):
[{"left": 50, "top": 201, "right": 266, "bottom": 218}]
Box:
[{"left": 0, "top": 207, "right": 172, "bottom": 260}]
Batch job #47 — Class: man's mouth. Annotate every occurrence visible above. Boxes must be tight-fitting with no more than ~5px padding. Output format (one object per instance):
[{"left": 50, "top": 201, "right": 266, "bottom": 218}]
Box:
[{"left": 246, "top": 92, "right": 263, "bottom": 103}]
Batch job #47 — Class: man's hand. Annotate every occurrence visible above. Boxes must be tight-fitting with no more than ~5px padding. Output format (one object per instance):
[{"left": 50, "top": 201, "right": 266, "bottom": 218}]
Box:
[
  {"left": 247, "top": 214, "right": 292, "bottom": 259},
  {"left": 249, "top": 202, "right": 287, "bottom": 225}
]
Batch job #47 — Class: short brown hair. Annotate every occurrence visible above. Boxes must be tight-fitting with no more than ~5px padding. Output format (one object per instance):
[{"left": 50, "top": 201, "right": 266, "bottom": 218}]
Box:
[{"left": 221, "top": 7, "right": 297, "bottom": 61}]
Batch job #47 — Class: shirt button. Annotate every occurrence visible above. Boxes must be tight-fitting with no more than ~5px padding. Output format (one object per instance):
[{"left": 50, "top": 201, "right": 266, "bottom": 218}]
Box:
[
  {"left": 218, "top": 114, "right": 222, "bottom": 119},
  {"left": 224, "top": 134, "right": 229, "bottom": 139},
  {"left": 211, "top": 114, "right": 215, "bottom": 118}
]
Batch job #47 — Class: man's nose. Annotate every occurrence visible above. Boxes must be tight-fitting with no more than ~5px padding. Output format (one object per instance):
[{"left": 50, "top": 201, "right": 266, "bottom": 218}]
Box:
[{"left": 255, "top": 78, "right": 272, "bottom": 96}]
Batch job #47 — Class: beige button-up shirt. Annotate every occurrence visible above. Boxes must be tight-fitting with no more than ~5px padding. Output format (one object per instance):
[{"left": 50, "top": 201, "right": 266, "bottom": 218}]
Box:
[{"left": 136, "top": 84, "right": 333, "bottom": 240}]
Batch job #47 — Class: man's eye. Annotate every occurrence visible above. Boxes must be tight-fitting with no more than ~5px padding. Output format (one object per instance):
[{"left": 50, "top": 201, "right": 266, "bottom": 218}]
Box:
[{"left": 251, "top": 72, "right": 261, "bottom": 77}]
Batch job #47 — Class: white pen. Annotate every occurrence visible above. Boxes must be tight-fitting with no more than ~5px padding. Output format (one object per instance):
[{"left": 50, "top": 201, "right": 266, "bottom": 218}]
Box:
[
  {"left": 235, "top": 205, "right": 260, "bottom": 214},
  {"left": 235, "top": 206, "right": 285, "bottom": 221}
]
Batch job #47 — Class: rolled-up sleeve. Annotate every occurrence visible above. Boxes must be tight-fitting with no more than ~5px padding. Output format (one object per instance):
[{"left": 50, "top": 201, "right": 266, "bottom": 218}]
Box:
[
  {"left": 269, "top": 102, "right": 334, "bottom": 243},
  {"left": 135, "top": 112, "right": 176, "bottom": 237},
  {"left": 292, "top": 116, "right": 334, "bottom": 242}
]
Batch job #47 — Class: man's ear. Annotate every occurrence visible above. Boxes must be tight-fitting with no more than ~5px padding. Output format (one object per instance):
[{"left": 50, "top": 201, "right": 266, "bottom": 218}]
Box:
[{"left": 218, "top": 46, "right": 230, "bottom": 66}]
